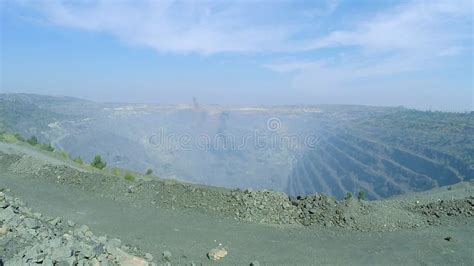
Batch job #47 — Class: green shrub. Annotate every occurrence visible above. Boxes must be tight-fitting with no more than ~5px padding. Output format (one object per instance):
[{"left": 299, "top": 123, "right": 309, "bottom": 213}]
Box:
[
  {"left": 90, "top": 155, "right": 107, "bottom": 170},
  {"left": 111, "top": 168, "right": 120, "bottom": 176},
  {"left": 26, "top": 136, "right": 38, "bottom": 146},
  {"left": 358, "top": 191, "right": 366, "bottom": 201},
  {"left": 124, "top": 171, "right": 135, "bottom": 181},
  {"left": 59, "top": 150, "right": 69, "bottom": 159},
  {"left": 14, "top": 133, "right": 25, "bottom": 142},
  {"left": 73, "top": 157, "right": 83, "bottom": 165},
  {"left": 1, "top": 133, "right": 18, "bottom": 143},
  {"left": 345, "top": 192, "right": 353, "bottom": 200},
  {"left": 39, "top": 143, "right": 54, "bottom": 152},
  {"left": 145, "top": 168, "right": 153, "bottom": 175}
]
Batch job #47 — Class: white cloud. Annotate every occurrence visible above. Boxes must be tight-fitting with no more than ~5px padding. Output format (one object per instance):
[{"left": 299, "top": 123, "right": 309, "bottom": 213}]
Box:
[
  {"left": 287, "top": 55, "right": 423, "bottom": 93},
  {"left": 306, "top": 0, "right": 472, "bottom": 52},
  {"left": 263, "top": 61, "right": 319, "bottom": 73},
  {"left": 13, "top": 0, "right": 471, "bottom": 56},
  {"left": 265, "top": 0, "right": 472, "bottom": 99},
  {"left": 15, "top": 0, "right": 338, "bottom": 54},
  {"left": 8, "top": 0, "right": 472, "bottom": 110}
]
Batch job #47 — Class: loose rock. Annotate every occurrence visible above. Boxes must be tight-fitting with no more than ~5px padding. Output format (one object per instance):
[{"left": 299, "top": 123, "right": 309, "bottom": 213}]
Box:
[
  {"left": 0, "top": 189, "right": 148, "bottom": 266},
  {"left": 145, "top": 253, "right": 154, "bottom": 261},
  {"left": 49, "top": 217, "right": 61, "bottom": 226},
  {"left": 0, "top": 225, "right": 9, "bottom": 236},
  {"left": 207, "top": 247, "right": 228, "bottom": 261},
  {"left": 162, "top": 250, "right": 172, "bottom": 262}
]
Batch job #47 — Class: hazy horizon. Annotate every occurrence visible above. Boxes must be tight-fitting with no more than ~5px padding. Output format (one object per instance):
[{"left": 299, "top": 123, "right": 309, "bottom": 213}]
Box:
[
  {"left": 1, "top": 91, "right": 473, "bottom": 113},
  {"left": 1, "top": 0, "right": 473, "bottom": 111}
]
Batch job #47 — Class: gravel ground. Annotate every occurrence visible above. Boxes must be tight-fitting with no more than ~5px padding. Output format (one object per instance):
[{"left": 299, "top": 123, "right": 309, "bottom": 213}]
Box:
[
  {"left": 1, "top": 142, "right": 473, "bottom": 265},
  {"left": 1, "top": 144, "right": 473, "bottom": 232},
  {"left": 0, "top": 188, "right": 152, "bottom": 265}
]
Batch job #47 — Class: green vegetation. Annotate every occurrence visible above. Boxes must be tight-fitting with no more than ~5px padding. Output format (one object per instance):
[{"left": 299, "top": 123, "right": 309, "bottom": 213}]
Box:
[
  {"left": 0, "top": 94, "right": 70, "bottom": 134},
  {"left": 26, "top": 136, "right": 38, "bottom": 146},
  {"left": 90, "top": 155, "right": 107, "bottom": 170},
  {"left": 0, "top": 131, "right": 55, "bottom": 152},
  {"left": 0, "top": 133, "right": 18, "bottom": 143},
  {"left": 358, "top": 191, "right": 366, "bottom": 201},
  {"left": 345, "top": 192, "right": 352, "bottom": 200},
  {"left": 59, "top": 150, "right": 69, "bottom": 159},
  {"left": 73, "top": 157, "right": 84, "bottom": 165},
  {"left": 39, "top": 143, "right": 54, "bottom": 152},
  {"left": 124, "top": 171, "right": 135, "bottom": 181},
  {"left": 111, "top": 168, "right": 120, "bottom": 176},
  {"left": 2, "top": 130, "right": 137, "bottom": 182},
  {"left": 14, "top": 133, "right": 25, "bottom": 142},
  {"left": 145, "top": 168, "right": 153, "bottom": 175}
]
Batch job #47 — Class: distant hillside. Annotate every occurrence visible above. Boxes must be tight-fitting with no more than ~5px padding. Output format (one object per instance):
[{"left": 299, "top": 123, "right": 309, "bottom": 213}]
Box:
[
  {"left": 0, "top": 94, "right": 66, "bottom": 135},
  {"left": 287, "top": 109, "right": 474, "bottom": 199},
  {"left": 1, "top": 93, "right": 473, "bottom": 199}
]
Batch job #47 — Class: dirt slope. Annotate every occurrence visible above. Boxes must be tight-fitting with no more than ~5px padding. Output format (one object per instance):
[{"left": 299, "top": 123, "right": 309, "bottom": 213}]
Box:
[{"left": 1, "top": 142, "right": 473, "bottom": 265}]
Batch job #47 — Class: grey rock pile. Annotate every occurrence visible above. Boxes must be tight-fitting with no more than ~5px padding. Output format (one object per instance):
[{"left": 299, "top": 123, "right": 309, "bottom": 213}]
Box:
[
  {"left": 229, "top": 188, "right": 370, "bottom": 228},
  {"left": 409, "top": 196, "right": 474, "bottom": 225},
  {"left": 0, "top": 188, "right": 150, "bottom": 266},
  {"left": 3, "top": 151, "right": 472, "bottom": 234},
  {"left": 290, "top": 194, "right": 370, "bottom": 228},
  {"left": 231, "top": 189, "right": 299, "bottom": 224}
]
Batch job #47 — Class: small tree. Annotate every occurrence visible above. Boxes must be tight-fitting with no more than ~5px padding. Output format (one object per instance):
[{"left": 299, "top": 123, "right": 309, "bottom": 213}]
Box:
[
  {"left": 358, "top": 191, "right": 366, "bottom": 201},
  {"left": 145, "top": 168, "right": 153, "bottom": 175},
  {"left": 91, "top": 155, "right": 107, "bottom": 170},
  {"left": 345, "top": 192, "right": 352, "bottom": 200},
  {"left": 39, "top": 143, "right": 54, "bottom": 152},
  {"left": 124, "top": 171, "right": 135, "bottom": 181},
  {"left": 26, "top": 136, "right": 38, "bottom": 146},
  {"left": 73, "top": 157, "right": 84, "bottom": 165}
]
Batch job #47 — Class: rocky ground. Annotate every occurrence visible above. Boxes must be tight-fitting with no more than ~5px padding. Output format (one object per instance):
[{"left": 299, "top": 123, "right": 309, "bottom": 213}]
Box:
[
  {"left": 0, "top": 188, "right": 158, "bottom": 265},
  {"left": 408, "top": 197, "right": 474, "bottom": 225},
  {"left": 1, "top": 146, "right": 473, "bottom": 233},
  {"left": 1, "top": 142, "right": 473, "bottom": 264}
]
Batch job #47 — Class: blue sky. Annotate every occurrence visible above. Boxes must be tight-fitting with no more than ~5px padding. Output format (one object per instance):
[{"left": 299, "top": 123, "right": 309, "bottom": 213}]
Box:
[{"left": 1, "top": 0, "right": 472, "bottom": 110}]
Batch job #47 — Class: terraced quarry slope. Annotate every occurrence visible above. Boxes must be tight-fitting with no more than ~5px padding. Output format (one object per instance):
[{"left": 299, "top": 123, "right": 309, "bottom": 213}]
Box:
[
  {"left": 1, "top": 93, "right": 473, "bottom": 200},
  {"left": 1, "top": 141, "right": 473, "bottom": 265},
  {"left": 287, "top": 110, "right": 474, "bottom": 199}
]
